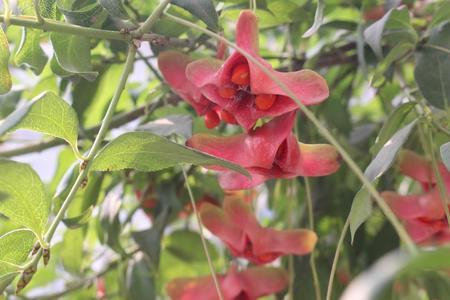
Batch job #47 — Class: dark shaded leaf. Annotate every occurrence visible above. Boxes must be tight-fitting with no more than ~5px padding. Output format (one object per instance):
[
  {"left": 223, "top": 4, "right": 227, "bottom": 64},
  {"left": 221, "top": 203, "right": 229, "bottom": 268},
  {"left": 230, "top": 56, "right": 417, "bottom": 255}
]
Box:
[
  {"left": 415, "top": 21, "right": 450, "bottom": 109},
  {"left": 171, "top": 0, "right": 219, "bottom": 31},
  {"left": 50, "top": 33, "right": 98, "bottom": 81}
]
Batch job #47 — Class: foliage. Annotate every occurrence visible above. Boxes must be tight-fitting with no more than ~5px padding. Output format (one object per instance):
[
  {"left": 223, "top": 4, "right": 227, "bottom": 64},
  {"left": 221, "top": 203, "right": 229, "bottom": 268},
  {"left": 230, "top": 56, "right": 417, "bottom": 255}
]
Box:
[{"left": 0, "top": 0, "right": 449, "bottom": 299}]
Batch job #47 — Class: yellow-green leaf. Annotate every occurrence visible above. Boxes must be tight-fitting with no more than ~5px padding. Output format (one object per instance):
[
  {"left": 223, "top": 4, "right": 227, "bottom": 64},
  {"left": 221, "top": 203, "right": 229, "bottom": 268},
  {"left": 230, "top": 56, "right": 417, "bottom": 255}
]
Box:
[{"left": 0, "top": 27, "right": 12, "bottom": 95}]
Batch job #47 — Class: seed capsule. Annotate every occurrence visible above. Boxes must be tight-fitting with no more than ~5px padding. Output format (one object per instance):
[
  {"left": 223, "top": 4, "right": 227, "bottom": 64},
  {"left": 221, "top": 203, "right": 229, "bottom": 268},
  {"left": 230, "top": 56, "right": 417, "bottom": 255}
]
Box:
[
  {"left": 255, "top": 94, "right": 277, "bottom": 111},
  {"left": 231, "top": 63, "right": 250, "bottom": 86},
  {"left": 218, "top": 110, "right": 237, "bottom": 124},
  {"left": 218, "top": 86, "right": 237, "bottom": 99},
  {"left": 204, "top": 110, "right": 220, "bottom": 129}
]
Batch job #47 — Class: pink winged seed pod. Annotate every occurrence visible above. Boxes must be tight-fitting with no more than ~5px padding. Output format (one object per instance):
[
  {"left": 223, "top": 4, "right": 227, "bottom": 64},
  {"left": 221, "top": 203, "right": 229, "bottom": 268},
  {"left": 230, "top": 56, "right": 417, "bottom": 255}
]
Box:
[
  {"left": 382, "top": 150, "right": 450, "bottom": 245},
  {"left": 166, "top": 266, "right": 288, "bottom": 300},
  {"left": 159, "top": 10, "right": 329, "bottom": 130},
  {"left": 187, "top": 111, "right": 340, "bottom": 190},
  {"left": 199, "top": 195, "right": 317, "bottom": 264}
]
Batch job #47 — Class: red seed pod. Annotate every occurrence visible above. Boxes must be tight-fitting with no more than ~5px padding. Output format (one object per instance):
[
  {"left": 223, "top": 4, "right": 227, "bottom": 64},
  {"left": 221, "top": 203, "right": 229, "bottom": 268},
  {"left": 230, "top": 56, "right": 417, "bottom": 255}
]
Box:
[
  {"left": 231, "top": 63, "right": 250, "bottom": 86},
  {"left": 218, "top": 110, "right": 238, "bottom": 124},
  {"left": 204, "top": 110, "right": 221, "bottom": 129},
  {"left": 255, "top": 94, "right": 277, "bottom": 111},
  {"left": 218, "top": 86, "right": 237, "bottom": 99}
]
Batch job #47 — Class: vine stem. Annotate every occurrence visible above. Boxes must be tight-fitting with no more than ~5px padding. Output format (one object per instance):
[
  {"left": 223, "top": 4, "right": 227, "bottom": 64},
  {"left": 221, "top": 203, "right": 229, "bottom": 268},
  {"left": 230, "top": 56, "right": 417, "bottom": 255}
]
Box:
[
  {"left": 0, "top": 15, "right": 128, "bottom": 40},
  {"left": 132, "top": 0, "right": 171, "bottom": 37},
  {"left": 164, "top": 12, "right": 417, "bottom": 255},
  {"left": 41, "top": 0, "right": 171, "bottom": 267},
  {"left": 181, "top": 167, "right": 225, "bottom": 300},
  {"left": 44, "top": 45, "right": 137, "bottom": 243},
  {"left": 304, "top": 178, "right": 322, "bottom": 300},
  {"left": 325, "top": 217, "right": 349, "bottom": 300}
]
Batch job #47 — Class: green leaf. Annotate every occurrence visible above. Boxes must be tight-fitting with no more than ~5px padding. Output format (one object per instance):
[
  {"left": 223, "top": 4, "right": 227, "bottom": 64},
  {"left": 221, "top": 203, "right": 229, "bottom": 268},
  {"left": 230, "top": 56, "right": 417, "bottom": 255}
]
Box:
[
  {"left": 371, "top": 42, "right": 415, "bottom": 87},
  {"left": 0, "top": 229, "right": 36, "bottom": 293},
  {"left": 0, "top": 91, "right": 80, "bottom": 155},
  {"left": 441, "top": 142, "right": 450, "bottom": 172},
  {"left": 171, "top": 0, "right": 219, "bottom": 31},
  {"left": 415, "top": 21, "right": 450, "bottom": 110},
  {"left": 429, "top": 2, "right": 450, "bottom": 29},
  {"left": 61, "top": 229, "right": 83, "bottom": 274},
  {"left": 371, "top": 102, "right": 416, "bottom": 154},
  {"left": 50, "top": 33, "right": 98, "bottom": 81},
  {"left": 164, "top": 230, "right": 218, "bottom": 262},
  {"left": 91, "top": 132, "right": 249, "bottom": 176},
  {"left": 349, "top": 120, "right": 418, "bottom": 241},
  {"left": 0, "top": 159, "right": 49, "bottom": 237},
  {"left": 343, "top": 248, "right": 450, "bottom": 300},
  {"left": 62, "top": 206, "right": 93, "bottom": 229},
  {"left": 0, "top": 91, "right": 22, "bottom": 119},
  {"left": 364, "top": 7, "right": 417, "bottom": 58},
  {"left": 302, "top": 0, "right": 324, "bottom": 38},
  {"left": 99, "top": 0, "right": 130, "bottom": 19},
  {"left": 0, "top": 229, "right": 36, "bottom": 275},
  {"left": 56, "top": 0, "right": 104, "bottom": 26},
  {"left": 15, "top": 0, "right": 48, "bottom": 74},
  {"left": 0, "top": 27, "right": 12, "bottom": 95},
  {"left": 0, "top": 273, "right": 18, "bottom": 294},
  {"left": 132, "top": 206, "right": 169, "bottom": 268},
  {"left": 39, "top": 0, "right": 58, "bottom": 18},
  {"left": 125, "top": 253, "right": 155, "bottom": 300},
  {"left": 341, "top": 250, "right": 410, "bottom": 300}
]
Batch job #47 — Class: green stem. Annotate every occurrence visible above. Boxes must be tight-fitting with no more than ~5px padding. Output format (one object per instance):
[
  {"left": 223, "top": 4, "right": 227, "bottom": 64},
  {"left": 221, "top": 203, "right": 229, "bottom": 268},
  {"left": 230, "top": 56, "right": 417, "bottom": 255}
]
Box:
[
  {"left": 132, "top": 0, "right": 171, "bottom": 36},
  {"left": 86, "top": 48, "right": 136, "bottom": 160},
  {"left": 164, "top": 12, "right": 417, "bottom": 255},
  {"left": 325, "top": 217, "right": 349, "bottom": 300},
  {"left": 44, "top": 46, "right": 136, "bottom": 242},
  {"left": 182, "top": 167, "right": 225, "bottom": 300},
  {"left": 305, "top": 178, "right": 322, "bottom": 300},
  {"left": 0, "top": 15, "right": 128, "bottom": 40}
]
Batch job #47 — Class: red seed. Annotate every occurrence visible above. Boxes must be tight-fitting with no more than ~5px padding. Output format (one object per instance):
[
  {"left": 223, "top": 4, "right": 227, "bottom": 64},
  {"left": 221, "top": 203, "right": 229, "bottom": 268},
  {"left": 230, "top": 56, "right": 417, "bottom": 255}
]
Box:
[
  {"left": 218, "top": 86, "right": 237, "bottom": 98},
  {"left": 255, "top": 94, "right": 277, "bottom": 111},
  {"left": 231, "top": 63, "right": 250, "bottom": 85},
  {"left": 218, "top": 110, "right": 237, "bottom": 124},
  {"left": 204, "top": 110, "right": 220, "bottom": 129}
]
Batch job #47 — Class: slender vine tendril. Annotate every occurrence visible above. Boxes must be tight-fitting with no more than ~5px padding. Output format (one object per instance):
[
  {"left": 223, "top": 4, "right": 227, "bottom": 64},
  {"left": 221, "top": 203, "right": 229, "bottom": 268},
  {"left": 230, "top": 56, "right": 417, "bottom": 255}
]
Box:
[{"left": 182, "top": 167, "right": 225, "bottom": 300}]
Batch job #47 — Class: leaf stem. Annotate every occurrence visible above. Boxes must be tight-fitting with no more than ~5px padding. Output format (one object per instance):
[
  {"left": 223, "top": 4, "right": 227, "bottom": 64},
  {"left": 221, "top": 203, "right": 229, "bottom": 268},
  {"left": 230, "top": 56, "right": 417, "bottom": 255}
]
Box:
[
  {"left": 181, "top": 167, "right": 225, "bottom": 300},
  {"left": 32, "top": 0, "right": 44, "bottom": 24},
  {"left": 44, "top": 46, "right": 136, "bottom": 243},
  {"left": 86, "top": 48, "right": 136, "bottom": 160},
  {"left": 325, "top": 217, "right": 349, "bottom": 300},
  {"left": 131, "top": 0, "right": 171, "bottom": 37},
  {"left": 0, "top": 15, "right": 129, "bottom": 40},
  {"left": 164, "top": 12, "right": 417, "bottom": 255},
  {"left": 305, "top": 178, "right": 322, "bottom": 300}
]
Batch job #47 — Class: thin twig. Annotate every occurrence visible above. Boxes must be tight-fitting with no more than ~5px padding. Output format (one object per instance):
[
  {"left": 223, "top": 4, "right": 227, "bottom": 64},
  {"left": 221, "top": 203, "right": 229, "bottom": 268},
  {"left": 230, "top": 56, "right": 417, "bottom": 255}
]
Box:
[
  {"left": 325, "top": 217, "right": 350, "bottom": 300},
  {"left": 182, "top": 167, "right": 225, "bottom": 300},
  {"left": 305, "top": 178, "right": 322, "bottom": 300}
]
